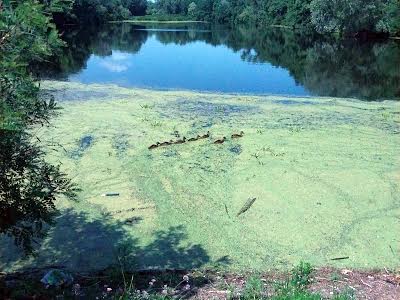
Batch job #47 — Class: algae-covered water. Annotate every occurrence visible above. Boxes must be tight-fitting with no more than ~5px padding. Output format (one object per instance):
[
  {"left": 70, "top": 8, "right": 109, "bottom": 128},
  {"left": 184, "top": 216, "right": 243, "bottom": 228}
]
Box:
[{"left": 1, "top": 81, "right": 399, "bottom": 272}]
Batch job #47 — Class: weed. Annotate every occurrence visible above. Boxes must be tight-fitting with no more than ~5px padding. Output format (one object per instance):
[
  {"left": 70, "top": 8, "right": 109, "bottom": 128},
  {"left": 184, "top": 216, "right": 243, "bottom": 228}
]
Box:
[
  {"left": 273, "top": 262, "right": 314, "bottom": 299},
  {"left": 291, "top": 261, "right": 313, "bottom": 289},
  {"left": 257, "top": 129, "right": 264, "bottom": 134},
  {"left": 330, "top": 272, "right": 342, "bottom": 282},
  {"left": 150, "top": 121, "right": 162, "bottom": 127},
  {"left": 262, "top": 146, "right": 285, "bottom": 157},
  {"left": 216, "top": 105, "right": 225, "bottom": 112},
  {"left": 242, "top": 275, "right": 266, "bottom": 299},
  {"left": 271, "top": 290, "right": 321, "bottom": 300},
  {"left": 140, "top": 103, "right": 155, "bottom": 109},
  {"left": 382, "top": 111, "right": 390, "bottom": 120},
  {"left": 225, "top": 282, "right": 238, "bottom": 300},
  {"left": 289, "top": 126, "right": 301, "bottom": 133},
  {"left": 331, "top": 287, "right": 355, "bottom": 300},
  {"left": 251, "top": 152, "right": 264, "bottom": 165}
]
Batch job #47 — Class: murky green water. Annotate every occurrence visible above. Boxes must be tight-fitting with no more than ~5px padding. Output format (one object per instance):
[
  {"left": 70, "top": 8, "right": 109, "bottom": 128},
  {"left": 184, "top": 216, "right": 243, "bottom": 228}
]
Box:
[{"left": 1, "top": 81, "right": 399, "bottom": 272}]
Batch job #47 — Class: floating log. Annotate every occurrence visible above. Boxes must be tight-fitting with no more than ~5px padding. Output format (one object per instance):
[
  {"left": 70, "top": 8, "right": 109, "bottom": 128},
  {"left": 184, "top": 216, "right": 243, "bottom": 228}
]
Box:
[{"left": 237, "top": 197, "right": 256, "bottom": 217}]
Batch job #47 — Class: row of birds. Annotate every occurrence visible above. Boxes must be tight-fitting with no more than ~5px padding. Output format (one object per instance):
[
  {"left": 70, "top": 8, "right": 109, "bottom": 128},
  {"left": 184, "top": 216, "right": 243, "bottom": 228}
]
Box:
[{"left": 148, "top": 131, "right": 244, "bottom": 150}]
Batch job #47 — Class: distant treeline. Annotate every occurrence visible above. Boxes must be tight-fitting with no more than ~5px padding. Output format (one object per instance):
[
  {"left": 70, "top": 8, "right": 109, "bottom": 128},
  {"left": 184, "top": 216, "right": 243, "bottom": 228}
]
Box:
[
  {"left": 148, "top": 0, "right": 400, "bottom": 36},
  {"left": 55, "top": 0, "right": 147, "bottom": 25},
  {"left": 51, "top": 0, "right": 400, "bottom": 37}
]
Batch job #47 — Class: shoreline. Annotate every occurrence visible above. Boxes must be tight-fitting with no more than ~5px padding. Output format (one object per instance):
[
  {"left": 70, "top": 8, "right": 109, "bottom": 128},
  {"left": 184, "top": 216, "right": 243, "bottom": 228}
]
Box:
[
  {"left": 1, "top": 266, "right": 399, "bottom": 299},
  {"left": 109, "top": 19, "right": 209, "bottom": 24},
  {"left": 42, "top": 80, "right": 400, "bottom": 104}
]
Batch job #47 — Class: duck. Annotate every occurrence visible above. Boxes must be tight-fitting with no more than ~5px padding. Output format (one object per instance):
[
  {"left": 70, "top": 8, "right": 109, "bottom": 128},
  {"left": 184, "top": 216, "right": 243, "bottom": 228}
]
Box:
[
  {"left": 231, "top": 131, "right": 244, "bottom": 139},
  {"left": 213, "top": 137, "right": 226, "bottom": 144},
  {"left": 174, "top": 137, "right": 186, "bottom": 144},
  {"left": 148, "top": 142, "right": 160, "bottom": 150},
  {"left": 200, "top": 131, "right": 210, "bottom": 139},
  {"left": 159, "top": 140, "right": 174, "bottom": 147},
  {"left": 187, "top": 136, "right": 199, "bottom": 142}
]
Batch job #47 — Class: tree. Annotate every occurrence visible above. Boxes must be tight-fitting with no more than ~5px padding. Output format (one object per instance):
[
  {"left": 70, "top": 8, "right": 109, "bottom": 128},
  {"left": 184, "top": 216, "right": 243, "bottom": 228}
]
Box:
[
  {"left": 188, "top": 1, "right": 197, "bottom": 17},
  {"left": 310, "top": 0, "right": 391, "bottom": 35},
  {"left": 1, "top": 0, "right": 77, "bottom": 253}
]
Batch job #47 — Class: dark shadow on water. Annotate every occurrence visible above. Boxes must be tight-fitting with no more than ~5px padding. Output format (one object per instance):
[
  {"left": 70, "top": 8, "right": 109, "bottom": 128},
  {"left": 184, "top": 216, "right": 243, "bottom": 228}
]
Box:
[{"left": 0, "top": 209, "right": 230, "bottom": 273}]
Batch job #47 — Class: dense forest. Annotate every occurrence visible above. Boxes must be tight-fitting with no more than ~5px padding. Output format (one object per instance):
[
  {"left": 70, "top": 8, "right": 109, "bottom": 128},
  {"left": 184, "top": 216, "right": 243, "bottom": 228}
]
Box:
[
  {"left": 29, "top": 0, "right": 400, "bottom": 36},
  {"left": 148, "top": 0, "right": 400, "bottom": 36}
]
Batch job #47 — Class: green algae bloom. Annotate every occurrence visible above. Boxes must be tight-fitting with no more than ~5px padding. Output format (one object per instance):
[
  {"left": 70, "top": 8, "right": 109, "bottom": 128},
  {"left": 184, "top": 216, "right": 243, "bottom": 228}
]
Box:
[{"left": 1, "top": 81, "right": 399, "bottom": 272}]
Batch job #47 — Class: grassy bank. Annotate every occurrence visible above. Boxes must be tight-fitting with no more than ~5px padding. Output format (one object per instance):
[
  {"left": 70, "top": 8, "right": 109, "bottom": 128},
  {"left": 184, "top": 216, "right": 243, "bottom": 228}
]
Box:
[
  {"left": 1, "top": 81, "right": 399, "bottom": 274},
  {"left": 4, "top": 262, "right": 398, "bottom": 299}
]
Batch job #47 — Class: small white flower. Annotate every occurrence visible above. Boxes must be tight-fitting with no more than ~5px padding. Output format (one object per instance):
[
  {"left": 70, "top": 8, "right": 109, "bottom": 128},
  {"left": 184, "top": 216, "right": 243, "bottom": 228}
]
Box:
[
  {"left": 142, "top": 290, "right": 149, "bottom": 299},
  {"left": 161, "top": 286, "right": 168, "bottom": 295},
  {"left": 183, "top": 275, "right": 189, "bottom": 282}
]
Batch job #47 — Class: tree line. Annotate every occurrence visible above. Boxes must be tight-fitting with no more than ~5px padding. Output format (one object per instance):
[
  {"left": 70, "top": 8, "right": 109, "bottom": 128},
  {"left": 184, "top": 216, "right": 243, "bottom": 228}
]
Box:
[
  {"left": 150, "top": 0, "right": 400, "bottom": 36},
  {"left": 5, "top": 1, "right": 397, "bottom": 37}
]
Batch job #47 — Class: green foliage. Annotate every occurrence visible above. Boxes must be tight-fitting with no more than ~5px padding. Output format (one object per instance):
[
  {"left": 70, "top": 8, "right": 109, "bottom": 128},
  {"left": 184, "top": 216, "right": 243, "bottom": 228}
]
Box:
[
  {"left": 310, "top": 0, "right": 399, "bottom": 35},
  {"left": 242, "top": 275, "right": 266, "bottom": 299},
  {"left": 273, "top": 262, "right": 314, "bottom": 299},
  {"left": 227, "top": 262, "right": 354, "bottom": 299},
  {"left": 0, "top": 0, "right": 77, "bottom": 253},
  {"left": 290, "top": 261, "right": 313, "bottom": 288},
  {"left": 149, "top": 0, "right": 400, "bottom": 35},
  {"left": 66, "top": 0, "right": 147, "bottom": 24},
  {"left": 152, "top": 0, "right": 193, "bottom": 15}
]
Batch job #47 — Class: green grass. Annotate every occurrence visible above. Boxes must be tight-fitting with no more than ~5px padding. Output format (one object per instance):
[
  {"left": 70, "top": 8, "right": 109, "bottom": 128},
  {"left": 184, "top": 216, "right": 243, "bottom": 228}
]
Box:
[{"left": 233, "top": 263, "right": 354, "bottom": 300}]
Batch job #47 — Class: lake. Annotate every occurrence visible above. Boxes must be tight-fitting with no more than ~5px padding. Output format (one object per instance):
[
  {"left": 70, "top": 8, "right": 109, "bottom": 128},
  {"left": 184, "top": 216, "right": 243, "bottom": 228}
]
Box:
[
  {"left": 44, "top": 23, "right": 400, "bottom": 101},
  {"left": 2, "top": 22, "right": 400, "bottom": 273}
]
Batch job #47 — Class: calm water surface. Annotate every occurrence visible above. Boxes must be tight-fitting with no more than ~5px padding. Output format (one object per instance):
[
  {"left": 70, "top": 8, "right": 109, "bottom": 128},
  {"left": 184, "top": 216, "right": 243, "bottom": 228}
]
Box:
[{"left": 45, "top": 23, "right": 400, "bottom": 100}]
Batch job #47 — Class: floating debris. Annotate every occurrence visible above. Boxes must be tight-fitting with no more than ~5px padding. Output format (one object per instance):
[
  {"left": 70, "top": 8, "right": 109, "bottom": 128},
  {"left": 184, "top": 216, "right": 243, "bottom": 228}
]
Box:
[
  {"left": 224, "top": 204, "right": 230, "bottom": 218},
  {"left": 101, "top": 192, "right": 120, "bottom": 197},
  {"left": 103, "top": 206, "right": 155, "bottom": 216},
  {"left": 330, "top": 256, "right": 350, "bottom": 261},
  {"left": 237, "top": 197, "right": 257, "bottom": 217}
]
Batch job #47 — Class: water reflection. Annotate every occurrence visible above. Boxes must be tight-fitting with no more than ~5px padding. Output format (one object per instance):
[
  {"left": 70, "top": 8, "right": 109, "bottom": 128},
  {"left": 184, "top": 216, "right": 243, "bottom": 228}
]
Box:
[{"left": 42, "top": 23, "right": 400, "bottom": 100}]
